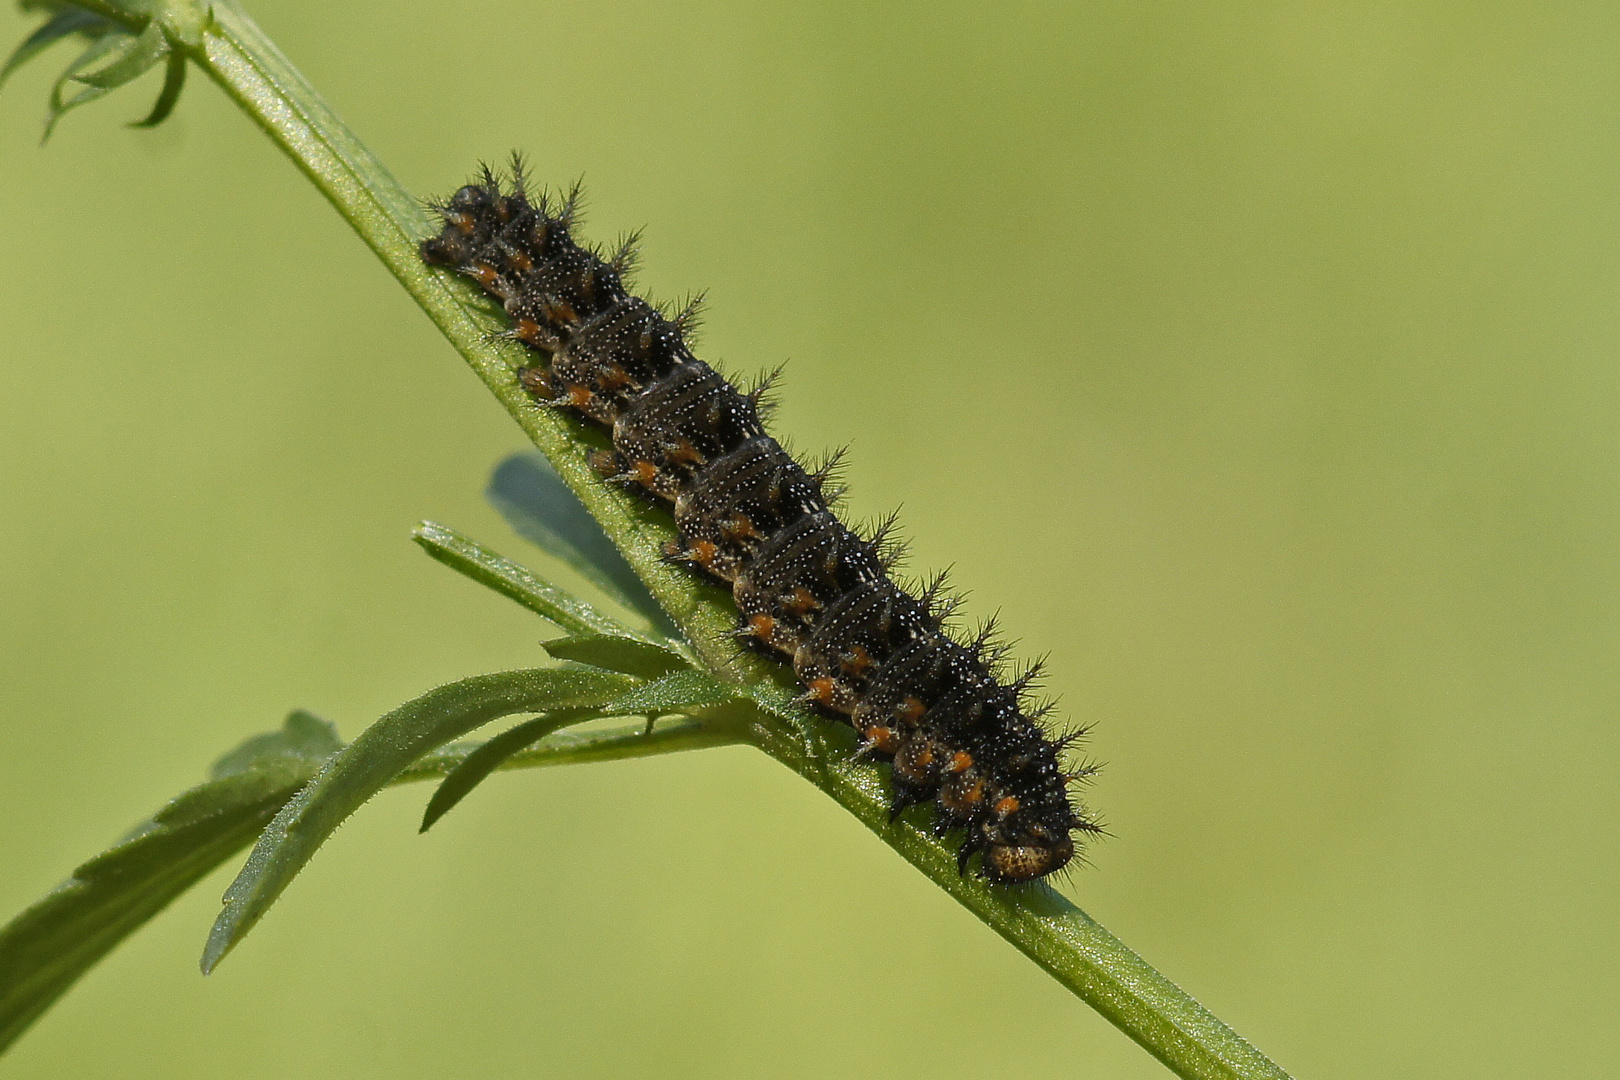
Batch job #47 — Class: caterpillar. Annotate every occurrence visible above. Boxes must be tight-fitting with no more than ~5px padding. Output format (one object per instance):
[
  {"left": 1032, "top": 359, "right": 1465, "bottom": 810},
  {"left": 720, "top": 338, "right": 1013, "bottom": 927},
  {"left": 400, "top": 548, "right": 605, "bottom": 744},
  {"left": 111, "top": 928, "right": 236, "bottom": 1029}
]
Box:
[{"left": 421, "top": 164, "right": 1100, "bottom": 882}]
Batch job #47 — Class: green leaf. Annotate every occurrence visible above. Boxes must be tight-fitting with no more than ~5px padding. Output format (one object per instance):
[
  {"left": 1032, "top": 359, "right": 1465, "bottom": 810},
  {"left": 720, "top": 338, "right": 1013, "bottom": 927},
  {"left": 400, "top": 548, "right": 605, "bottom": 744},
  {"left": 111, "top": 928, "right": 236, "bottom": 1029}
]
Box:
[
  {"left": 201, "top": 667, "right": 635, "bottom": 974},
  {"left": 128, "top": 46, "right": 183, "bottom": 128},
  {"left": 401, "top": 717, "right": 739, "bottom": 783},
  {"left": 417, "top": 711, "right": 595, "bottom": 834},
  {"left": 412, "top": 520, "right": 639, "bottom": 639},
  {"left": 0, "top": 9, "right": 108, "bottom": 95},
  {"left": 541, "top": 633, "right": 691, "bottom": 679},
  {"left": 601, "top": 670, "right": 739, "bottom": 716},
  {"left": 416, "top": 669, "right": 743, "bottom": 835},
  {"left": 0, "top": 711, "right": 340, "bottom": 1055},
  {"left": 31, "top": 12, "right": 192, "bottom": 140},
  {"left": 487, "top": 452, "right": 675, "bottom": 634},
  {"left": 71, "top": 18, "right": 166, "bottom": 91},
  {"left": 741, "top": 677, "right": 811, "bottom": 725},
  {"left": 208, "top": 708, "right": 343, "bottom": 780},
  {"left": 42, "top": 30, "right": 130, "bottom": 142}
]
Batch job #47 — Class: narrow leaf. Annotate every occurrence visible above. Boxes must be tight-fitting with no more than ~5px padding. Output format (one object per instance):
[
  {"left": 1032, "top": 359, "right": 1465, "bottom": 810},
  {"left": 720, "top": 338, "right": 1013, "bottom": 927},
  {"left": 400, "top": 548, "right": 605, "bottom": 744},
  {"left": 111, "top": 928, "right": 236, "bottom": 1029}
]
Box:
[
  {"left": 601, "top": 670, "right": 738, "bottom": 716},
  {"left": 0, "top": 712, "right": 340, "bottom": 1054},
  {"left": 542, "top": 633, "right": 690, "bottom": 679},
  {"left": 72, "top": 19, "right": 166, "bottom": 91},
  {"left": 401, "top": 717, "right": 740, "bottom": 783},
  {"left": 129, "top": 47, "right": 184, "bottom": 128},
  {"left": 487, "top": 452, "right": 674, "bottom": 632},
  {"left": 0, "top": 9, "right": 107, "bottom": 94},
  {"left": 412, "top": 520, "right": 636, "bottom": 638},
  {"left": 202, "top": 668, "right": 635, "bottom": 974},
  {"left": 418, "top": 711, "right": 595, "bottom": 833},
  {"left": 209, "top": 708, "right": 343, "bottom": 780},
  {"left": 42, "top": 31, "right": 130, "bottom": 142},
  {"left": 742, "top": 676, "right": 813, "bottom": 726}
]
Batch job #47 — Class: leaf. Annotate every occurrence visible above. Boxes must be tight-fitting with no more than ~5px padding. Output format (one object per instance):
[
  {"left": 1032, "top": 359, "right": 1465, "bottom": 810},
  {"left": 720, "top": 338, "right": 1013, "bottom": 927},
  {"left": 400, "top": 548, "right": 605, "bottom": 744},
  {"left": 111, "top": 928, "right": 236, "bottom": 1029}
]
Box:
[
  {"left": 208, "top": 708, "right": 344, "bottom": 780},
  {"left": 201, "top": 667, "right": 635, "bottom": 974},
  {"left": 601, "top": 670, "right": 738, "bottom": 716},
  {"left": 71, "top": 19, "right": 167, "bottom": 91},
  {"left": 741, "top": 676, "right": 813, "bottom": 727},
  {"left": 418, "top": 669, "right": 742, "bottom": 835},
  {"left": 42, "top": 29, "right": 131, "bottom": 142},
  {"left": 399, "top": 717, "right": 741, "bottom": 784},
  {"left": 541, "top": 633, "right": 690, "bottom": 679},
  {"left": 417, "top": 712, "right": 594, "bottom": 834},
  {"left": 412, "top": 520, "right": 638, "bottom": 639},
  {"left": 30, "top": 13, "right": 193, "bottom": 140},
  {"left": 0, "top": 9, "right": 108, "bottom": 95},
  {"left": 0, "top": 711, "right": 341, "bottom": 1055},
  {"left": 129, "top": 47, "right": 184, "bottom": 128},
  {"left": 487, "top": 452, "right": 674, "bottom": 633}
]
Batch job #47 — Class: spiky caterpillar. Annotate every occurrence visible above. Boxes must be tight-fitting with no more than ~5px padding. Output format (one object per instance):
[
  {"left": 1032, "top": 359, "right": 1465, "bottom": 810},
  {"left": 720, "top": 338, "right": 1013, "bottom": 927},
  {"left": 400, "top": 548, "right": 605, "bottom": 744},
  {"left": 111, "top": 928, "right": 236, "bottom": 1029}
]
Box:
[{"left": 421, "top": 165, "right": 1100, "bottom": 882}]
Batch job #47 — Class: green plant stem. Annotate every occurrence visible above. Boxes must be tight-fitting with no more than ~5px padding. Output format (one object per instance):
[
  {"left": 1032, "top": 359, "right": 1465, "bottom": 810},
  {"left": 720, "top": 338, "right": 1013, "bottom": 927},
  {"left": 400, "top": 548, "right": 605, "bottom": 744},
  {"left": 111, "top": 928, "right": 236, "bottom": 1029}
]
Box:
[{"left": 77, "top": 2, "right": 1294, "bottom": 1076}]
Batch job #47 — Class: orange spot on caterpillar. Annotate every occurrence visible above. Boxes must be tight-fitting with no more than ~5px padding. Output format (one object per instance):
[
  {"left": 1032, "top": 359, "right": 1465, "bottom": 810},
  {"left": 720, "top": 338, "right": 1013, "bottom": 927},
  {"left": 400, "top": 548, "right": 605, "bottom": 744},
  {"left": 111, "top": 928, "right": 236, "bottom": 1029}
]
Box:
[
  {"left": 688, "top": 540, "right": 719, "bottom": 567},
  {"left": 862, "top": 726, "right": 900, "bottom": 754},
  {"left": 667, "top": 438, "right": 703, "bottom": 466},
  {"left": 722, "top": 514, "right": 760, "bottom": 542},
  {"left": 541, "top": 299, "right": 579, "bottom": 325},
  {"left": 843, "top": 644, "right": 873, "bottom": 677},
  {"left": 893, "top": 738, "right": 938, "bottom": 784},
  {"left": 942, "top": 777, "right": 985, "bottom": 813}
]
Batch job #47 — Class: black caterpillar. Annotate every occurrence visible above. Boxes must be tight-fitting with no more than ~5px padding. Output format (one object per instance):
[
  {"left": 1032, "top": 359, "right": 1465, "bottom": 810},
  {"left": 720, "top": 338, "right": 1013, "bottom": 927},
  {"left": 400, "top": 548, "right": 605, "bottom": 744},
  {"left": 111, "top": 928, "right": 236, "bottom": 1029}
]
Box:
[{"left": 421, "top": 165, "right": 1100, "bottom": 882}]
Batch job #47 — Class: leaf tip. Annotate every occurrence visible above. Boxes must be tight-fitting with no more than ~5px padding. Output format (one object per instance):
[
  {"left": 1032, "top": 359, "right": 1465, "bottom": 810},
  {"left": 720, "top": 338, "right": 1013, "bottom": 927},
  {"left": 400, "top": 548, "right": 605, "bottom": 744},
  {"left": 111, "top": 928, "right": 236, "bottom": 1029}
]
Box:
[
  {"left": 418, "top": 787, "right": 453, "bottom": 833},
  {"left": 199, "top": 922, "right": 235, "bottom": 976}
]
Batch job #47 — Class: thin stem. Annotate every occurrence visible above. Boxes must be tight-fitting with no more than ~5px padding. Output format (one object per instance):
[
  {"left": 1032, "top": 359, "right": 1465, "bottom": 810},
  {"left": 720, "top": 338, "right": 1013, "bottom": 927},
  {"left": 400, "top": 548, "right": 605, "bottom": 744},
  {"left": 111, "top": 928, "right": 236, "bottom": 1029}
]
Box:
[{"left": 81, "top": 3, "right": 1298, "bottom": 1077}]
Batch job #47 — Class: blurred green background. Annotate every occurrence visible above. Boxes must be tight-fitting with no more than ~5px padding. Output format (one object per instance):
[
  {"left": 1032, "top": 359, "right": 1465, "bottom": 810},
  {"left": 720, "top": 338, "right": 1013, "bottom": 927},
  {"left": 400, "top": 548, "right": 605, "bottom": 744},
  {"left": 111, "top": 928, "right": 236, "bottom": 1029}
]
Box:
[{"left": 3, "top": 1, "right": 1618, "bottom": 1076}]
